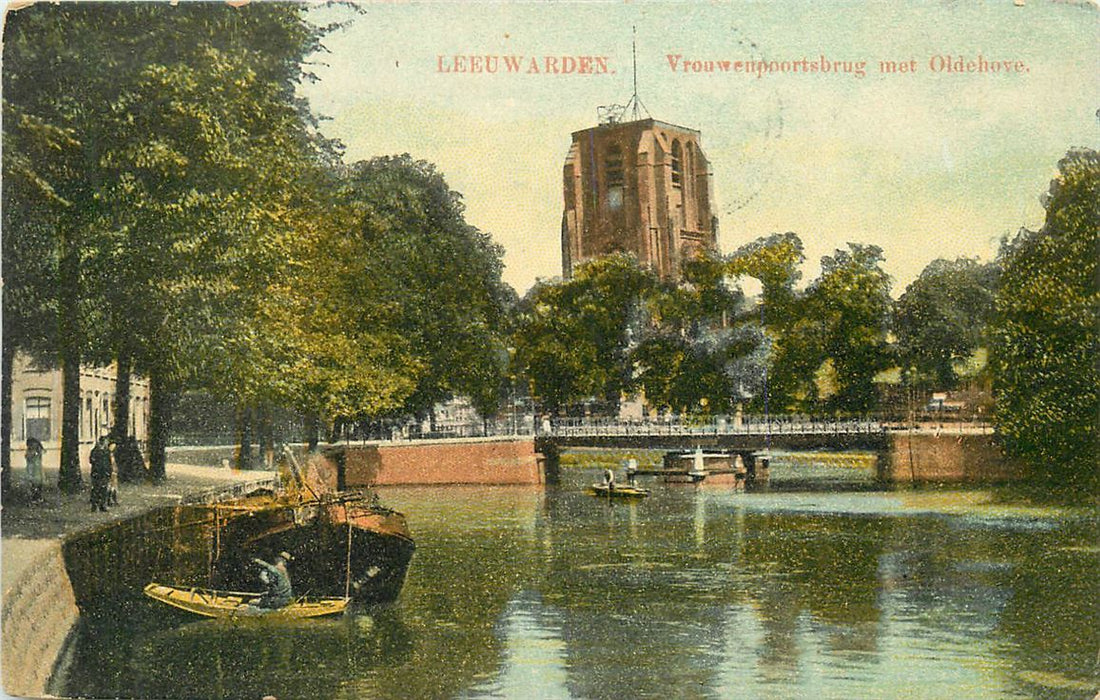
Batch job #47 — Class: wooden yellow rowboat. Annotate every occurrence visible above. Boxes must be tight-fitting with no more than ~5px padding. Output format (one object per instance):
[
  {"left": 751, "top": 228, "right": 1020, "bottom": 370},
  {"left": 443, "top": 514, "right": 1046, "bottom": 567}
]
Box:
[
  {"left": 143, "top": 583, "right": 349, "bottom": 619},
  {"left": 587, "top": 484, "right": 650, "bottom": 498}
]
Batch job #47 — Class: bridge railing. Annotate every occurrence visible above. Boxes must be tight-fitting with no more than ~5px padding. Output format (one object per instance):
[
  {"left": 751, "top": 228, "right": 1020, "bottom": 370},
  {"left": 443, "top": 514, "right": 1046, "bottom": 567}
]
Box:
[{"left": 547, "top": 415, "right": 887, "bottom": 438}]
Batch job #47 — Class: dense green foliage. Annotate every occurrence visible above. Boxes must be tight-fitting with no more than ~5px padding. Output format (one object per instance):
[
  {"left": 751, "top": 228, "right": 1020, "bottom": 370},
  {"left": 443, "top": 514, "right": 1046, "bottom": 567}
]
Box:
[
  {"left": 894, "top": 258, "right": 998, "bottom": 390},
  {"left": 806, "top": 244, "right": 894, "bottom": 412},
  {"left": 514, "top": 254, "right": 656, "bottom": 413},
  {"left": 991, "top": 148, "right": 1098, "bottom": 487},
  {"left": 2, "top": 3, "right": 511, "bottom": 486},
  {"left": 514, "top": 236, "right": 897, "bottom": 417},
  {"left": 727, "top": 233, "right": 807, "bottom": 411},
  {"left": 635, "top": 252, "right": 755, "bottom": 414},
  {"left": 333, "top": 156, "right": 513, "bottom": 421},
  {"left": 3, "top": 2, "right": 336, "bottom": 483},
  {"left": 732, "top": 238, "right": 892, "bottom": 414}
]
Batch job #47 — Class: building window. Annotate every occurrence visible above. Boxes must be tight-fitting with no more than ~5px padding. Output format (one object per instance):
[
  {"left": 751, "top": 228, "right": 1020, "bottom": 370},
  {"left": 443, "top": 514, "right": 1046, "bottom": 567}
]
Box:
[
  {"left": 671, "top": 140, "right": 683, "bottom": 188},
  {"left": 605, "top": 143, "right": 624, "bottom": 210},
  {"left": 84, "top": 396, "right": 93, "bottom": 440},
  {"left": 24, "top": 397, "right": 51, "bottom": 442}
]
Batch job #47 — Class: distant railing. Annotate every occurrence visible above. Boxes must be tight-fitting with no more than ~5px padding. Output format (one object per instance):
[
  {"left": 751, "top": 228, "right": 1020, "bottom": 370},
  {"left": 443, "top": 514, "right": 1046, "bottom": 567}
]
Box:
[
  {"left": 548, "top": 415, "right": 886, "bottom": 438},
  {"left": 167, "top": 415, "right": 995, "bottom": 447}
]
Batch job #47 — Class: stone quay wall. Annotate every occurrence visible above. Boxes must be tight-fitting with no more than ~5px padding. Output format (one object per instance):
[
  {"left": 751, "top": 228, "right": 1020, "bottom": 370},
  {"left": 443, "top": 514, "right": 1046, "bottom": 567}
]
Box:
[
  {"left": 1, "top": 470, "right": 275, "bottom": 699},
  {"left": 1, "top": 541, "right": 80, "bottom": 699}
]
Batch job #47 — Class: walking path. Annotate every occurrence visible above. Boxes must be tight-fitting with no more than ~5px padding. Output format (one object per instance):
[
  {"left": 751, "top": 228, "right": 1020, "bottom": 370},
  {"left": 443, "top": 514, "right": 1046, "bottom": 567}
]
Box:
[
  {"left": 3, "top": 463, "right": 273, "bottom": 539},
  {"left": 2, "top": 464, "right": 274, "bottom": 581}
]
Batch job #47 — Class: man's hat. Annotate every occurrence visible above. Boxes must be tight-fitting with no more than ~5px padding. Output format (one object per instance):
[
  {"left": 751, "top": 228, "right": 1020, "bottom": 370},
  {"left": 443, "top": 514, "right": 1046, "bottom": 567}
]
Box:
[{"left": 278, "top": 551, "right": 293, "bottom": 561}]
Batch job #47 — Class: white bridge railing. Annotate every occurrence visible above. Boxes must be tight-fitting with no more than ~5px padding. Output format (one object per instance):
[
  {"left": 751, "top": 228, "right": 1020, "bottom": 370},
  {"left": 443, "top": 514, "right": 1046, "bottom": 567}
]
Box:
[{"left": 548, "top": 416, "right": 886, "bottom": 438}]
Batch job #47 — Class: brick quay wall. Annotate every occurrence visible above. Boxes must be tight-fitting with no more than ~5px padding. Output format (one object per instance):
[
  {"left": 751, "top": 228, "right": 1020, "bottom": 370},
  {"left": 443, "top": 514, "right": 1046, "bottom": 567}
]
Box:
[
  {"left": 883, "top": 431, "right": 1027, "bottom": 483},
  {"left": 340, "top": 437, "right": 544, "bottom": 487}
]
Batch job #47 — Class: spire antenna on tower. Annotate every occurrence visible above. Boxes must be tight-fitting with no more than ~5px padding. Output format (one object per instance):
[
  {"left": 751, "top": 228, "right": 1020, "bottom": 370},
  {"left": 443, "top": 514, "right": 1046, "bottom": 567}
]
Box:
[
  {"left": 597, "top": 25, "right": 650, "bottom": 124},
  {"left": 627, "top": 24, "right": 650, "bottom": 121}
]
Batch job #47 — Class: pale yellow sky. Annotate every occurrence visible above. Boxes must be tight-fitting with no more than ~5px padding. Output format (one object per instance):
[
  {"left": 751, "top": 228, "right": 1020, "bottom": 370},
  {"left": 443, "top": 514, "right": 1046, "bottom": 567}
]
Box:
[{"left": 302, "top": 1, "right": 1099, "bottom": 296}]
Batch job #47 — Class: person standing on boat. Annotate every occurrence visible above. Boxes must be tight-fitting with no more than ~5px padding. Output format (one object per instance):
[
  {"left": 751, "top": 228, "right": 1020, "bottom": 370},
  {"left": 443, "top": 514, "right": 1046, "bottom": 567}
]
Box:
[
  {"left": 603, "top": 467, "right": 616, "bottom": 492},
  {"left": 253, "top": 551, "right": 294, "bottom": 609}
]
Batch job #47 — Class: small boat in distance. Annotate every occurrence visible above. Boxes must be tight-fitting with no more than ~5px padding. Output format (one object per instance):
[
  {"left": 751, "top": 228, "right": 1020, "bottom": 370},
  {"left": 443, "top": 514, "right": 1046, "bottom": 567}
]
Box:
[
  {"left": 587, "top": 483, "right": 650, "bottom": 498},
  {"left": 144, "top": 583, "right": 349, "bottom": 619}
]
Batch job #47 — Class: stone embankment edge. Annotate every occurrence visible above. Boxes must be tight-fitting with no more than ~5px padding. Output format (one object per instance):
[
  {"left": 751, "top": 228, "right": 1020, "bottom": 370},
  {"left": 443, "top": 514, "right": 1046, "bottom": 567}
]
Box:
[
  {"left": 1, "top": 539, "right": 79, "bottom": 699},
  {"left": 1, "top": 475, "right": 277, "bottom": 699}
]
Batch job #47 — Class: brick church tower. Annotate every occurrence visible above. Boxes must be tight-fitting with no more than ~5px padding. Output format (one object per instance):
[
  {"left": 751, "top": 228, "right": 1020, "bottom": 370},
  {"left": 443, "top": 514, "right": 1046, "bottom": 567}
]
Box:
[{"left": 561, "top": 116, "right": 718, "bottom": 280}]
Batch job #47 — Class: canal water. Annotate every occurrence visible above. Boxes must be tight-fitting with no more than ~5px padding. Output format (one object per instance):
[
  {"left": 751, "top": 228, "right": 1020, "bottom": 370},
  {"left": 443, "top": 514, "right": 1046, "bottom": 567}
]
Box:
[{"left": 57, "top": 461, "right": 1097, "bottom": 700}]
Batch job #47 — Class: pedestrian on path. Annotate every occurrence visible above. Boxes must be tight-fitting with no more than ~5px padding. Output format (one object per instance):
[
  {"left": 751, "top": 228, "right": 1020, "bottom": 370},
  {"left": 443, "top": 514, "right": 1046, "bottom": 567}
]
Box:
[
  {"left": 116, "top": 436, "right": 147, "bottom": 483},
  {"left": 89, "top": 435, "right": 112, "bottom": 512},
  {"left": 24, "top": 437, "right": 44, "bottom": 500}
]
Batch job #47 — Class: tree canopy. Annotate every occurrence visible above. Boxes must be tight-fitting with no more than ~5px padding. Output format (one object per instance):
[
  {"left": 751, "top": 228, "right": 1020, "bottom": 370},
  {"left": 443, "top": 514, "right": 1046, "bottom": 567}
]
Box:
[
  {"left": 2, "top": 3, "right": 513, "bottom": 487},
  {"left": 513, "top": 253, "right": 656, "bottom": 414},
  {"left": 894, "top": 258, "right": 998, "bottom": 390},
  {"left": 4, "top": 2, "right": 336, "bottom": 483},
  {"left": 991, "top": 148, "right": 1098, "bottom": 488}
]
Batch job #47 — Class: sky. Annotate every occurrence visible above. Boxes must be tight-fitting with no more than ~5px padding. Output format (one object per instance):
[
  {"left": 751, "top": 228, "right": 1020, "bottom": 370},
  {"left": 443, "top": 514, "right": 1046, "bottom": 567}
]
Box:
[{"left": 300, "top": 0, "right": 1098, "bottom": 297}]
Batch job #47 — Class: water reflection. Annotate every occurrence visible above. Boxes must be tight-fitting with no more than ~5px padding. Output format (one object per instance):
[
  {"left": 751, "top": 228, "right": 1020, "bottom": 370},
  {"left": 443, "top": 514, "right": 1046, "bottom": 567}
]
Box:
[{"left": 58, "top": 471, "right": 1098, "bottom": 700}]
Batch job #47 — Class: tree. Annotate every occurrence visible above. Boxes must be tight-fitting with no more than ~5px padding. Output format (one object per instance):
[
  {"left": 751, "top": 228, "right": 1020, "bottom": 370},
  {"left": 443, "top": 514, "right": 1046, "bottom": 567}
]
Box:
[
  {"left": 727, "top": 232, "right": 804, "bottom": 326},
  {"left": 805, "top": 244, "right": 893, "bottom": 413},
  {"left": 634, "top": 251, "right": 751, "bottom": 414},
  {"left": 3, "top": 3, "right": 335, "bottom": 481},
  {"left": 337, "top": 155, "right": 514, "bottom": 425},
  {"left": 3, "top": 3, "right": 129, "bottom": 490},
  {"left": 0, "top": 174, "right": 61, "bottom": 495},
  {"left": 514, "top": 254, "right": 656, "bottom": 414},
  {"left": 991, "top": 148, "right": 1098, "bottom": 488},
  {"left": 726, "top": 233, "right": 807, "bottom": 411},
  {"left": 894, "top": 258, "right": 998, "bottom": 390}
]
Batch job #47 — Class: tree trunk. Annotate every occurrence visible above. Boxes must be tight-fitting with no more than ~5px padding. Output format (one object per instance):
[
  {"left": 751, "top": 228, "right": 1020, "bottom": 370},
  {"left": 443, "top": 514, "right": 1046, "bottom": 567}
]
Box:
[
  {"left": 58, "top": 347, "right": 83, "bottom": 492},
  {"left": 304, "top": 411, "right": 319, "bottom": 452},
  {"left": 57, "top": 235, "right": 84, "bottom": 492},
  {"left": 147, "top": 369, "right": 173, "bottom": 482},
  {"left": 235, "top": 404, "right": 253, "bottom": 470},
  {"left": 1, "top": 341, "right": 13, "bottom": 497},
  {"left": 258, "top": 404, "right": 274, "bottom": 469},
  {"left": 112, "top": 351, "right": 132, "bottom": 441}
]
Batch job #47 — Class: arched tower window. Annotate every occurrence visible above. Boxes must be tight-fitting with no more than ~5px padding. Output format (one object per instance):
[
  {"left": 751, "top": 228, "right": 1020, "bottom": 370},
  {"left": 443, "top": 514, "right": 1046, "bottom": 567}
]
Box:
[
  {"left": 671, "top": 140, "right": 683, "bottom": 188},
  {"left": 685, "top": 142, "right": 694, "bottom": 190}
]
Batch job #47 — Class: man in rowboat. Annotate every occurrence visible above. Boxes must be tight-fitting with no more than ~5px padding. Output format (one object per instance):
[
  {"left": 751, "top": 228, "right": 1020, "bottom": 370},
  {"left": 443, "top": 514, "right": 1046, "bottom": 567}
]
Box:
[
  {"left": 603, "top": 467, "right": 616, "bottom": 492},
  {"left": 253, "top": 551, "right": 294, "bottom": 609}
]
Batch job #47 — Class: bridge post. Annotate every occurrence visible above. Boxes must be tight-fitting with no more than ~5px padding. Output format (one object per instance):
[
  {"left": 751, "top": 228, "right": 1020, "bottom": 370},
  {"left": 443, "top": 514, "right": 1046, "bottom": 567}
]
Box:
[{"left": 534, "top": 436, "right": 561, "bottom": 485}]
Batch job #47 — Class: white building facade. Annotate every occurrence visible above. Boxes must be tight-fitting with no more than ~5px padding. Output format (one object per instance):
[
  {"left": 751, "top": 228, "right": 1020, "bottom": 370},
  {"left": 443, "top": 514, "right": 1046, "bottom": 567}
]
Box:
[{"left": 10, "top": 351, "right": 150, "bottom": 470}]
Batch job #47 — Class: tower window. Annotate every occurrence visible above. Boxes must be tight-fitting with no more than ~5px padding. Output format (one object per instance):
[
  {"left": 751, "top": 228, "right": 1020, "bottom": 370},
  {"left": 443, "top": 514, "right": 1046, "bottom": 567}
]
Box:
[
  {"left": 608, "top": 186, "right": 623, "bottom": 209},
  {"left": 605, "top": 143, "right": 624, "bottom": 210},
  {"left": 671, "top": 140, "right": 683, "bottom": 188}
]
